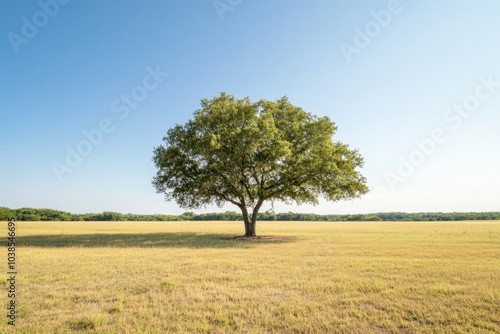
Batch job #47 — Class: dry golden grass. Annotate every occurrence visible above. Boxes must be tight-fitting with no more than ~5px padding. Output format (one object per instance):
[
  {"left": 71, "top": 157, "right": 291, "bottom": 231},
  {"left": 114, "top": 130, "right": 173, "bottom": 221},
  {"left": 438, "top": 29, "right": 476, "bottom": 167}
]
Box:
[{"left": 2, "top": 221, "right": 500, "bottom": 333}]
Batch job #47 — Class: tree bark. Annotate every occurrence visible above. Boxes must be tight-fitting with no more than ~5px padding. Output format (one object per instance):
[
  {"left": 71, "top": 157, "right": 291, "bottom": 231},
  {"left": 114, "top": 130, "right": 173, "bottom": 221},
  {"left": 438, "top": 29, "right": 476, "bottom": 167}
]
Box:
[
  {"left": 240, "top": 204, "right": 257, "bottom": 237},
  {"left": 245, "top": 220, "right": 256, "bottom": 237},
  {"left": 240, "top": 205, "right": 253, "bottom": 237},
  {"left": 240, "top": 198, "right": 264, "bottom": 237}
]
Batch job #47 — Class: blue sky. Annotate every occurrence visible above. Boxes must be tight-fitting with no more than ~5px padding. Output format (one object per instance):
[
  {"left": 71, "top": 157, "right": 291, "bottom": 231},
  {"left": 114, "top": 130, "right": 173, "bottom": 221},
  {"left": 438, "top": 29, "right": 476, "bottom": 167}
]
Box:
[{"left": 1, "top": 0, "right": 499, "bottom": 215}]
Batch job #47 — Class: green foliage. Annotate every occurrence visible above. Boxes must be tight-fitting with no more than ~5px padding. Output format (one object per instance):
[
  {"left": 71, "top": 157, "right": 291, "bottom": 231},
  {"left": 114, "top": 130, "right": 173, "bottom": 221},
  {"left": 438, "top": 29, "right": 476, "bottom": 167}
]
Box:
[
  {"left": 1, "top": 207, "right": 71, "bottom": 221},
  {"left": 0, "top": 207, "right": 15, "bottom": 220},
  {"left": 152, "top": 93, "right": 369, "bottom": 235},
  {"left": 0, "top": 208, "right": 181, "bottom": 222},
  {"left": 191, "top": 211, "right": 243, "bottom": 221},
  {"left": 1, "top": 206, "right": 500, "bottom": 222}
]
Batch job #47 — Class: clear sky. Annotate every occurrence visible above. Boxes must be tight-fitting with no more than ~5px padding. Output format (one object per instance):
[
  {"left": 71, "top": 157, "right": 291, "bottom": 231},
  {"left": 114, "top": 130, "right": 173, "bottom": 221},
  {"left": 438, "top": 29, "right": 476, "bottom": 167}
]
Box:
[{"left": 1, "top": 1, "right": 499, "bottom": 215}]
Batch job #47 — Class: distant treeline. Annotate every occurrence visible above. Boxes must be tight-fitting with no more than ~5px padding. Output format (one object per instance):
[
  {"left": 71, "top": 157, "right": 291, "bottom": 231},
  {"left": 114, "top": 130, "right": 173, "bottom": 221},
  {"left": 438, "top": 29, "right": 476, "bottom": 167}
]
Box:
[{"left": 1, "top": 207, "right": 500, "bottom": 222}]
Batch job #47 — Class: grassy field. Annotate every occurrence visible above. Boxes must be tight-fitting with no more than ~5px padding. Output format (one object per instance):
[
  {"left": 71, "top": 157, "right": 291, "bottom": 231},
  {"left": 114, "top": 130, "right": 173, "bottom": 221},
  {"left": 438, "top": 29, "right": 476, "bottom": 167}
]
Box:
[{"left": 3, "top": 221, "right": 500, "bottom": 333}]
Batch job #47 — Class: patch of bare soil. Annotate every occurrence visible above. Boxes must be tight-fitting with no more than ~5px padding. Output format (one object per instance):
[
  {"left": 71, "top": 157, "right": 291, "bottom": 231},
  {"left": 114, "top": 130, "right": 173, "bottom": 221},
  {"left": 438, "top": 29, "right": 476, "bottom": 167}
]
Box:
[{"left": 221, "top": 236, "right": 295, "bottom": 242}]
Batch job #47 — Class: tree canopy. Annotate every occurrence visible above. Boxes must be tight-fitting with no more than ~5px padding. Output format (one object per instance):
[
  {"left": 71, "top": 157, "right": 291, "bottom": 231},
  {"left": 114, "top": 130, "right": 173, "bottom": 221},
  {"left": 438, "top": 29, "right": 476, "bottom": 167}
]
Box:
[{"left": 152, "top": 93, "right": 369, "bottom": 236}]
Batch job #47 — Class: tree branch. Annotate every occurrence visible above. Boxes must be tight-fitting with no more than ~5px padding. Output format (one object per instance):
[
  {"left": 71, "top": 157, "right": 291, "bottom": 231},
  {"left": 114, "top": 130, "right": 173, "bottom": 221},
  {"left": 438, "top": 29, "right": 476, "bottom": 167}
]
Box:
[{"left": 212, "top": 191, "right": 242, "bottom": 208}]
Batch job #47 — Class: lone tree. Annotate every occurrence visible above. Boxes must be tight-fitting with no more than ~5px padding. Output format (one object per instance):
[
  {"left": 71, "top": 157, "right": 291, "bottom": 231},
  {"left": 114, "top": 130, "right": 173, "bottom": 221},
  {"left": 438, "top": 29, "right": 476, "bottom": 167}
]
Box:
[{"left": 152, "top": 93, "right": 368, "bottom": 237}]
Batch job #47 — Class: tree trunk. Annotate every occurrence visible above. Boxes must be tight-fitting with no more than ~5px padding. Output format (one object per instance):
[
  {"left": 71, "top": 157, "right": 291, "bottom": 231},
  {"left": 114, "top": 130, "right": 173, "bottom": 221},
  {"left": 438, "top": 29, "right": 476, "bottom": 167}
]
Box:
[
  {"left": 240, "top": 204, "right": 256, "bottom": 237},
  {"left": 245, "top": 220, "right": 256, "bottom": 237},
  {"left": 238, "top": 198, "right": 264, "bottom": 237},
  {"left": 241, "top": 198, "right": 264, "bottom": 237}
]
